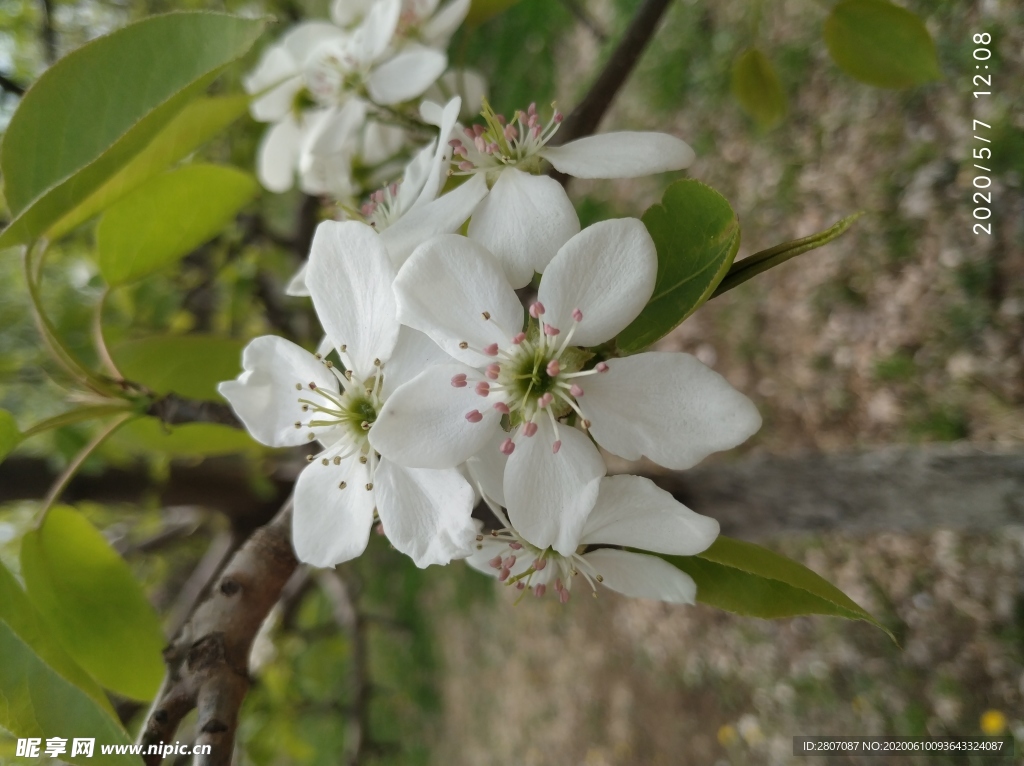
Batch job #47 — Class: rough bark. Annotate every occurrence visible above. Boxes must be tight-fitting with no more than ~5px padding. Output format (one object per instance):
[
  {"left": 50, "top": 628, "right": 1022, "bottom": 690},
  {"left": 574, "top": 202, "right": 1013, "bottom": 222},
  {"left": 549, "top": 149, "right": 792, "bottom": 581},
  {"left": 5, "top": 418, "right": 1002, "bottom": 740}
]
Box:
[
  {"left": 138, "top": 504, "right": 298, "bottom": 766},
  {"left": 634, "top": 443, "right": 1024, "bottom": 540}
]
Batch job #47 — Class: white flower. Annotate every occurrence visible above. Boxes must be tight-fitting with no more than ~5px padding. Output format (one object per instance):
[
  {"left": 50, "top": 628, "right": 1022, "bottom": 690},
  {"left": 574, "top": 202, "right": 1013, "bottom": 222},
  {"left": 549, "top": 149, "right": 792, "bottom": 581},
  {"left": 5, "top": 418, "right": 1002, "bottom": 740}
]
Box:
[
  {"left": 333, "top": 0, "right": 470, "bottom": 46},
  {"left": 287, "top": 97, "right": 489, "bottom": 295},
  {"left": 218, "top": 220, "right": 475, "bottom": 568},
  {"left": 466, "top": 474, "right": 719, "bottom": 605},
  {"left": 450, "top": 102, "right": 696, "bottom": 287},
  {"left": 369, "top": 218, "right": 761, "bottom": 554}
]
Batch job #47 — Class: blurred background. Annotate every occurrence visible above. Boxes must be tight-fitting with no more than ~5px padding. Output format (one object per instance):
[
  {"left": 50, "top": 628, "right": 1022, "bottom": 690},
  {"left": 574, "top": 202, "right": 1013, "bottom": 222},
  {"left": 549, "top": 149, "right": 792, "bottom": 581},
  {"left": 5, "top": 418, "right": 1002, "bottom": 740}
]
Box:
[{"left": 1, "top": 0, "right": 1023, "bottom": 764}]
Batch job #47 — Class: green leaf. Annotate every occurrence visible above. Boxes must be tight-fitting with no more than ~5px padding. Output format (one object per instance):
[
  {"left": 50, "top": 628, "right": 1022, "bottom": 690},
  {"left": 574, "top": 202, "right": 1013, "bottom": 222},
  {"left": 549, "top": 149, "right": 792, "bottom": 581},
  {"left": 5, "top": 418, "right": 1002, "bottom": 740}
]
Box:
[
  {"left": 0, "top": 563, "right": 116, "bottom": 718},
  {"left": 98, "top": 164, "right": 258, "bottom": 286},
  {"left": 112, "top": 334, "right": 244, "bottom": 401},
  {"left": 0, "top": 409, "right": 20, "bottom": 463},
  {"left": 0, "top": 615, "right": 139, "bottom": 766},
  {"left": 47, "top": 94, "right": 251, "bottom": 241},
  {"left": 824, "top": 0, "right": 940, "bottom": 89},
  {"left": 112, "top": 417, "right": 258, "bottom": 457},
  {"left": 731, "top": 48, "right": 787, "bottom": 128},
  {"left": 712, "top": 213, "right": 863, "bottom": 298},
  {"left": 659, "top": 536, "right": 895, "bottom": 641},
  {"left": 0, "top": 12, "right": 267, "bottom": 247},
  {"left": 466, "top": 0, "right": 523, "bottom": 25},
  {"left": 615, "top": 181, "right": 740, "bottom": 354},
  {"left": 20, "top": 506, "right": 167, "bottom": 700}
]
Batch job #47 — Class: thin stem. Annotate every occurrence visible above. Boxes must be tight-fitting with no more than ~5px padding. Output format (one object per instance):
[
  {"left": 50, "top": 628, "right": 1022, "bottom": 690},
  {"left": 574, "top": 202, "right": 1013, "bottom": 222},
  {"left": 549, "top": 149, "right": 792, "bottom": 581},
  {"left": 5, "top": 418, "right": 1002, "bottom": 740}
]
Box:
[
  {"left": 34, "top": 413, "right": 134, "bottom": 528},
  {"left": 93, "top": 287, "right": 123, "bottom": 378},
  {"left": 558, "top": 0, "right": 609, "bottom": 42},
  {"left": 22, "top": 243, "right": 117, "bottom": 396},
  {"left": 21, "top": 403, "right": 134, "bottom": 440},
  {"left": 0, "top": 72, "right": 25, "bottom": 96}
]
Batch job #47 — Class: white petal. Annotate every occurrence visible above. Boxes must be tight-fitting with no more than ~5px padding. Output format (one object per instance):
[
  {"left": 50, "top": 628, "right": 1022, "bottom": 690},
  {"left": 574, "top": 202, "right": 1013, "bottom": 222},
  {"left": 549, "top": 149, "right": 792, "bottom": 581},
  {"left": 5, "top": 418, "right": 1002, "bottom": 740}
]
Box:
[
  {"left": 285, "top": 262, "right": 310, "bottom": 297},
  {"left": 421, "top": 0, "right": 471, "bottom": 46},
  {"left": 256, "top": 116, "right": 302, "bottom": 193},
  {"left": 331, "top": 0, "right": 375, "bottom": 26},
  {"left": 464, "top": 429, "right": 509, "bottom": 507},
  {"left": 381, "top": 174, "right": 488, "bottom": 268},
  {"left": 352, "top": 0, "right": 401, "bottom": 63},
  {"left": 374, "top": 459, "right": 477, "bottom": 567},
  {"left": 360, "top": 120, "right": 407, "bottom": 166},
  {"left": 465, "top": 536, "right": 509, "bottom": 576},
  {"left": 581, "top": 475, "right": 719, "bottom": 555},
  {"left": 394, "top": 233, "right": 522, "bottom": 366},
  {"left": 217, "top": 336, "right": 337, "bottom": 447},
  {"left": 411, "top": 95, "right": 462, "bottom": 209},
  {"left": 467, "top": 169, "right": 580, "bottom": 288},
  {"left": 503, "top": 418, "right": 604, "bottom": 556},
  {"left": 541, "top": 132, "right": 695, "bottom": 179},
  {"left": 292, "top": 459, "right": 375, "bottom": 567},
  {"left": 307, "top": 221, "right": 400, "bottom": 379},
  {"left": 381, "top": 326, "right": 450, "bottom": 398},
  {"left": 282, "top": 21, "right": 349, "bottom": 65},
  {"left": 367, "top": 47, "right": 448, "bottom": 106},
  {"left": 369, "top": 363, "right": 502, "bottom": 468},
  {"left": 395, "top": 138, "right": 439, "bottom": 213},
  {"left": 537, "top": 218, "right": 657, "bottom": 347},
  {"left": 304, "top": 99, "right": 367, "bottom": 158},
  {"left": 245, "top": 46, "right": 301, "bottom": 123},
  {"left": 583, "top": 352, "right": 762, "bottom": 470},
  {"left": 583, "top": 548, "right": 696, "bottom": 604}
]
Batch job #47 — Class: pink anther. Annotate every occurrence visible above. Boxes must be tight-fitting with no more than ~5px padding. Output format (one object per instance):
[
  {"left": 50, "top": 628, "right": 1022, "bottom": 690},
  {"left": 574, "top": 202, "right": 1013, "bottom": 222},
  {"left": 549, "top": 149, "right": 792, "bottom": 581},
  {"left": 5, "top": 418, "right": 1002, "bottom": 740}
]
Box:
[
  {"left": 451, "top": 373, "right": 468, "bottom": 388},
  {"left": 475, "top": 381, "right": 490, "bottom": 396},
  {"left": 572, "top": 308, "right": 583, "bottom": 322},
  {"left": 512, "top": 332, "right": 526, "bottom": 344},
  {"left": 458, "top": 161, "right": 474, "bottom": 171},
  {"left": 522, "top": 421, "right": 538, "bottom": 437},
  {"left": 493, "top": 402, "right": 510, "bottom": 414},
  {"left": 529, "top": 301, "right": 545, "bottom": 318},
  {"left": 546, "top": 359, "right": 560, "bottom": 376},
  {"left": 465, "top": 410, "right": 483, "bottom": 423},
  {"left": 500, "top": 438, "right": 516, "bottom": 455},
  {"left": 533, "top": 557, "right": 547, "bottom": 571},
  {"left": 483, "top": 343, "right": 499, "bottom": 356},
  {"left": 543, "top": 324, "right": 560, "bottom": 336},
  {"left": 552, "top": 440, "right": 562, "bottom": 454},
  {"left": 596, "top": 362, "right": 609, "bottom": 373},
  {"left": 498, "top": 568, "right": 511, "bottom": 582},
  {"left": 538, "top": 393, "right": 554, "bottom": 409},
  {"left": 488, "top": 555, "right": 503, "bottom": 569},
  {"left": 486, "top": 363, "right": 501, "bottom": 379},
  {"left": 533, "top": 584, "right": 546, "bottom": 598},
  {"left": 516, "top": 581, "right": 526, "bottom": 590},
  {"left": 570, "top": 384, "right": 584, "bottom": 397},
  {"left": 509, "top": 542, "right": 523, "bottom": 550}
]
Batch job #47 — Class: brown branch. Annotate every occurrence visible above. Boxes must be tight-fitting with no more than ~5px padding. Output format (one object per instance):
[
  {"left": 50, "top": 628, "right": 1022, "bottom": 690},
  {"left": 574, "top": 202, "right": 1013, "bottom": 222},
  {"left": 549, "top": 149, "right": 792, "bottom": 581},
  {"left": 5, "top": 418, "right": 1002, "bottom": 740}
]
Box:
[
  {"left": 0, "top": 72, "right": 25, "bottom": 96},
  {"left": 146, "top": 393, "right": 242, "bottom": 429},
  {"left": 139, "top": 503, "right": 298, "bottom": 766},
  {"left": 552, "top": 0, "right": 674, "bottom": 171}
]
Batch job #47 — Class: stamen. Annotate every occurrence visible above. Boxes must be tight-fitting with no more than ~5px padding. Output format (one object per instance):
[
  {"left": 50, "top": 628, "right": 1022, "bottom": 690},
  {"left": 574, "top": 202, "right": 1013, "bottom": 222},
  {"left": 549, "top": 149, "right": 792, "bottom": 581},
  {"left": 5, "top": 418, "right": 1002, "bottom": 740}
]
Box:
[
  {"left": 522, "top": 421, "right": 538, "bottom": 437},
  {"left": 529, "top": 301, "right": 545, "bottom": 318},
  {"left": 493, "top": 402, "right": 510, "bottom": 414},
  {"left": 465, "top": 410, "right": 483, "bottom": 423},
  {"left": 546, "top": 359, "right": 560, "bottom": 376},
  {"left": 451, "top": 373, "right": 468, "bottom": 388},
  {"left": 500, "top": 438, "right": 516, "bottom": 455},
  {"left": 543, "top": 323, "right": 560, "bottom": 336},
  {"left": 570, "top": 384, "right": 584, "bottom": 397},
  {"left": 475, "top": 381, "right": 490, "bottom": 396},
  {"left": 483, "top": 343, "right": 499, "bottom": 356},
  {"left": 572, "top": 308, "right": 583, "bottom": 322},
  {"left": 486, "top": 363, "right": 501, "bottom": 380},
  {"left": 512, "top": 332, "right": 526, "bottom": 344},
  {"left": 596, "top": 362, "right": 609, "bottom": 372},
  {"left": 552, "top": 440, "right": 562, "bottom": 454},
  {"left": 533, "top": 584, "right": 546, "bottom": 598}
]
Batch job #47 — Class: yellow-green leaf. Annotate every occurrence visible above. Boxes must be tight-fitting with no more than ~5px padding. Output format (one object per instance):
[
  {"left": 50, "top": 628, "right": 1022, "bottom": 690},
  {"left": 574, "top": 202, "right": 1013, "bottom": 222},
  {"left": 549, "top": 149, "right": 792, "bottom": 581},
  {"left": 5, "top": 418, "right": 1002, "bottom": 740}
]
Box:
[
  {"left": 113, "top": 417, "right": 258, "bottom": 458},
  {"left": 658, "top": 537, "right": 895, "bottom": 641},
  {"left": 112, "top": 334, "right": 244, "bottom": 401},
  {"left": 615, "top": 180, "right": 739, "bottom": 354},
  {"left": 731, "top": 48, "right": 787, "bottom": 128},
  {"left": 0, "top": 409, "right": 20, "bottom": 463},
  {"left": 47, "top": 94, "right": 251, "bottom": 241},
  {"left": 98, "top": 164, "right": 258, "bottom": 286},
  {"left": 466, "top": 0, "right": 523, "bottom": 25},
  {"left": 21, "top": 506, "right": 167, "bottom": 700},
  {"left": 0, "top": 12, "right": 267, "bottom": 247},
  {"left": 824, "top": 0, "right": 940, "bottom": 89}
]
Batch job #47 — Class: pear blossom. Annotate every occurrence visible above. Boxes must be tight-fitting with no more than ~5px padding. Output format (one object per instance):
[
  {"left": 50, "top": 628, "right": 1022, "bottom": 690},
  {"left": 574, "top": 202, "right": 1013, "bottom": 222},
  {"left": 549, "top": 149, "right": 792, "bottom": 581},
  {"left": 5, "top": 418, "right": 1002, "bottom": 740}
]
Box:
[
  {"left": 465, "top": 474, "right": 719, "bottom": 605},
  {"left": 246, "top": 0, "right": 449, "bottom": 194},
  {"left": 287, "top": 97, "right": 489, "bottom": 296},
  {"left": 218, "top": 220, "right": 475, "bottom": 568},
  {"left": 449, "top": 102, "right": 696, "bottom": 287},
  {"left": 369, "top": 218, "right": 761, "bottom": 555}
]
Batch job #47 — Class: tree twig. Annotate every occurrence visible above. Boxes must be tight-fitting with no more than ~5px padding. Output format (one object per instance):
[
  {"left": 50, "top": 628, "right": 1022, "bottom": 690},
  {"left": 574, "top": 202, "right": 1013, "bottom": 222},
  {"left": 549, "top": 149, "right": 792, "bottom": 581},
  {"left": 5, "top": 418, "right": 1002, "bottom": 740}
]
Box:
[
  {"left": 138, "top": 502, "right": 298, "bottom": 766},
  {"left": 38, "top": 0, "right": 57, "bottom": 63},
  {"left": 146, "top": 393, "right": 242, "bottom": 429},
  {"left": 558, "top": 0, "right": 608, "bottom": 42},
  {"left": 0, "top": 72, "right": 25, "bottom": 96},
  {"left": 552, "top": 0, "right": 675, "bottom": 176}
]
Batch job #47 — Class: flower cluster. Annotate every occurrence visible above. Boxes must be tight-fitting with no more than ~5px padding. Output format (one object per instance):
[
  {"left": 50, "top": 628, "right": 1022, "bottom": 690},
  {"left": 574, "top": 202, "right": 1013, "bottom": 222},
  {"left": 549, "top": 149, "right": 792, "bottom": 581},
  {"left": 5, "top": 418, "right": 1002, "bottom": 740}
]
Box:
[
  {"left": 221, "top": 94, "right": 762, "bottom": 605},
  {"left": 245, "top": 0, "right": 480, "bottom": 198}
]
